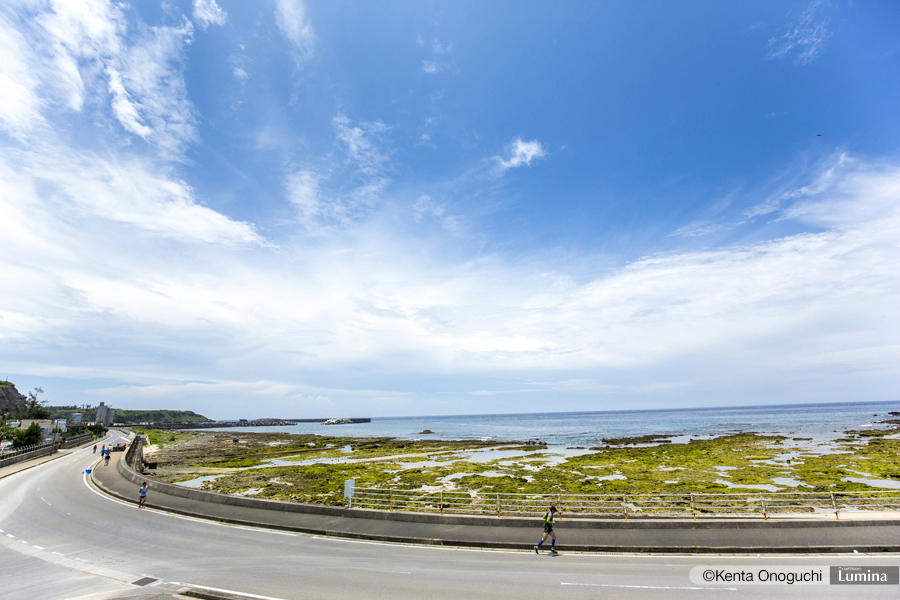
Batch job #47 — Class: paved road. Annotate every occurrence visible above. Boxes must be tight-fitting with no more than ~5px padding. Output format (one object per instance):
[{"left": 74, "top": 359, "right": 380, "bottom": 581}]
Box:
[{"left": 0, "top": 431, "right": 896, "bottom": 600}]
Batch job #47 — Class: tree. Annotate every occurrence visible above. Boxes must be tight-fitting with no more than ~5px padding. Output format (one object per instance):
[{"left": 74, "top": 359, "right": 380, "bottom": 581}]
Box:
[
  {"left": 13, "top": 422, "right": 43, "bottom": 448},
  {"left": 85, "top": 423, "right": 107, "bottom": 437},
  {"left": 14, "top": 387, "right": 51, "bottom": 420},
  {"left": 0, "top": 424, "right": 15, "bottom": 443}
]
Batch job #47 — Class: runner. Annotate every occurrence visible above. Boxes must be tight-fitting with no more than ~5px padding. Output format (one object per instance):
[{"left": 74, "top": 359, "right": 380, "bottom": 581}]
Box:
[
  {"left": 93, "top": 444, "right": 97, "bottom": 453},
  {"left": 534, "top": 506, "right": 559, "bottom": 555},
  {"left": 104, "top": 450, "right": 110, "bottom": 466},
  {"left": 138, "top": 482, "right": 148, "bottom": 508}
]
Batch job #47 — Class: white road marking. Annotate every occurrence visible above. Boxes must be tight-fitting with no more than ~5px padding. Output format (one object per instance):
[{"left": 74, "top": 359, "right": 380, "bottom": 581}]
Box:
[
  {"left": 33, "top": 545, "right": 44, "bottom": 549},
  {"left": 561, "top": 582, "right": 737, "bottom": 591},
  {"left": 375, "top": 569, "right": 412, "bottom": 574},
  {"left": 82, "top": 473, "right": 303, "bottom": 536},
  {"left": 170, "top": 582, "right": 288, "bottom": 600},
  {"left": 311, "top": 536, "right": 522, "bottom": 554},
  {"left": 231, "top": 526, "right": 296, "bottom": 537},
  {"left": 52, "top": 551, "right": 64, "bottom": 555},
  {"left": 41, "top": 496, "right": 51, "bottom": 505},
  {"left": 19, "top": 540, "right": 28, "bottom": 544},
  {"left": 5, "top": 533, "right": 14, "bottom": 538}
]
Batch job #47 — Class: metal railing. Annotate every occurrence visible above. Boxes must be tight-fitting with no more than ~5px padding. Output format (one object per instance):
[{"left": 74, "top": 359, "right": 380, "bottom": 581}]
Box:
[
  {"left": 0, "top": 440, "right": 53, "bottom": 457},
  {"left": 0, "top": 441, "right": 55, "bottom": 468},
  {"left": 348, "top": 487, "right": 900, "bottom": 519}
]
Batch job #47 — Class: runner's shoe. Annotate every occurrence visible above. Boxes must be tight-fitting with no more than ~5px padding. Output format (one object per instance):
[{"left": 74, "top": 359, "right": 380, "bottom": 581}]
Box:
[
  {"left": 550, "top": 550, "right": 558, "bottom": 555},
  {"left": 534, "top": 545, "right": 539, "bottom": 554}
]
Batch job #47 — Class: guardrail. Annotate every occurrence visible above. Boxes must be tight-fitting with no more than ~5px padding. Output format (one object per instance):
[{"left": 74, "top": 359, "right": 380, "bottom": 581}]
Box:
[
  {"left": 0, "top": 441, "right": 52, "bottom": 457},
  {"left": 348, "top": 487, "right": 900, "bottom": 519},
  {"left": 0, "top": 441, "right": 55, "bottom": 468},
  {"left": 60, "top": 433, "right": 94, "bottom": 449}
]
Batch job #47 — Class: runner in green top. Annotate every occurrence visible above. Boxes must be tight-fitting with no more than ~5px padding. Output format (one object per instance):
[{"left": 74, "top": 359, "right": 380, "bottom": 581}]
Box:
[{"left": 534, "top": 506, "right": 559, "bottom": 555}]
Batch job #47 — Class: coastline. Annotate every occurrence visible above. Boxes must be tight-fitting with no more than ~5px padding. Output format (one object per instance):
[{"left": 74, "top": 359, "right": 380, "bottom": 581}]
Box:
[
  {"left": 188, "top": 399, "right": 900, "bottom": 446},
  {"left": 137, "top": 406, "right": 900, "bottom": 507}
]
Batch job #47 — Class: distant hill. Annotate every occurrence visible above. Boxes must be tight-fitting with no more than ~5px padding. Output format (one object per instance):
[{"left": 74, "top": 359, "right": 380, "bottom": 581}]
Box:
[{"left": 48, "top": 406, "right": 211, "bottom": 425}]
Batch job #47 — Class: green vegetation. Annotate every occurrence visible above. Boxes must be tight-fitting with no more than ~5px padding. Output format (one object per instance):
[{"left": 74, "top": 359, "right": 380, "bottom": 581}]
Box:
[
  {"left": 48, "top": 406, "right": 210, "bottom": 424},
  {"left": 112, "top": 409, "right": 211, "bottom": 424},
  {"left": 141, "top": 425, "right": 900, "bottom": 507},
  {"left": 132, "top": 427, "right": 196, "bottom": 448},
  {"left": 2, "top": 387, "right": 51, "bottom": 420},
  {"left": 13, "top": 422, "right": 43, "bottom": 447}
]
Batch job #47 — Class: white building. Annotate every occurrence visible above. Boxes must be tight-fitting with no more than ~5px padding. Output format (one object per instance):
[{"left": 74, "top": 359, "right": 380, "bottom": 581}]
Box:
[{"left": 96, "top": 403, "right": 115, "bottom": 427}]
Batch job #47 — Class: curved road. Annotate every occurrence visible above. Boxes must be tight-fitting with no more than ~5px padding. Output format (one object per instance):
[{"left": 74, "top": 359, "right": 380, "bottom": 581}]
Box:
[{"left": 0, "top": 431, "right": 896, "bottom": 600}]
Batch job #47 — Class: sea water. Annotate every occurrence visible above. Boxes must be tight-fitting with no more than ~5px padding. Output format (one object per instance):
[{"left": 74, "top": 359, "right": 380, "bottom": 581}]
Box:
[{"left": 199, "top": 400, "right": 898, "bottom": 446}]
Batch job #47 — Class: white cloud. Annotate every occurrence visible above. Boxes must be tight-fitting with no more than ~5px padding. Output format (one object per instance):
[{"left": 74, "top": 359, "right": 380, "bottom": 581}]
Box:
[
  {"left": 3, "top": 153, "right": 899, "bottom": 414},
  {"left": 495, "top": 138, "right": 547, "bottom": 170},
  {"left": 4, "top": 144, "right": 263, "bottom": 245},
  {"left": 193, "top": 0, "right": 228, "bottom": 29},
  {"left": 767, "top": 0, "right": 830, "bottom": 65},
  {"left": 0, "top": 15, "right": 47, "bottom": 136},
  {"left": 233, "top": 67, "right": 248, "bottom": 80},
  {"left": 274, "top": 0, "right": 315, "bottom": 64},
  {"left": 432, "top": 38, "right": 451, "bottom": 54},
  {"left": 332, "top": 114, "right": 390, "bottom": 176},
  {"left": 0, "top": 0, "right": 127, "bottom": 136},
  {"left": 422, "top": 60, "right": 437, "bottom": 74},
  {"left": 286, "top": 170, "right": 322, "bottom": 225},
  {"left": 413, "top": 194, "right": 444, "bottom": 221},
  {"left": 669, "top": 221, "right": 727, "bottom": 238},
  {"left": 111, "top": 19, "right": 198, "bottom": 158},
  {"left": 107, "top": 66, "right": 151, "bottom": 137},
  {"left": 745, "top": 152, "right": 851, "bottom": 217},
  {"left": 0, "top": 1, "right": 197, "bottom": 160}
]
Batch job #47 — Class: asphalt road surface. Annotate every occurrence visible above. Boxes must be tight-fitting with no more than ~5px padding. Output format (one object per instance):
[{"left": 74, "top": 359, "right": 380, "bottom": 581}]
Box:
[{"left": 0, "top": 431, "right": 896, "bottom": 600}]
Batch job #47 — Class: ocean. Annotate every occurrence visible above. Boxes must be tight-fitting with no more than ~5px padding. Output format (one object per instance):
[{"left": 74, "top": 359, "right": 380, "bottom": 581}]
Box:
[{"left": 200, "top": 400, "right": 899, "bottom": 446}]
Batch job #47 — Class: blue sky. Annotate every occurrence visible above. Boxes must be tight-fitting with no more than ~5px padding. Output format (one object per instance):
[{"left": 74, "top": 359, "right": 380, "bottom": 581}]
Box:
[{"left": 1, "top": 0, "right": 899, "bottom": 419}]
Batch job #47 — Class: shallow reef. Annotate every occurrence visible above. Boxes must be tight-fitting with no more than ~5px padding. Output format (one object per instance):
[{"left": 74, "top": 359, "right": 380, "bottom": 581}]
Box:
[{"left": 139, "top": 423, "right": 900, "bottom": 506}]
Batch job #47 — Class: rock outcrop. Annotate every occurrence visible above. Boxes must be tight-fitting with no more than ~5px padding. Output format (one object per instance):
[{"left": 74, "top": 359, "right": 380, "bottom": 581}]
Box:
[{"left": 0, "top": 383, "right": 26, "bottom": 414}]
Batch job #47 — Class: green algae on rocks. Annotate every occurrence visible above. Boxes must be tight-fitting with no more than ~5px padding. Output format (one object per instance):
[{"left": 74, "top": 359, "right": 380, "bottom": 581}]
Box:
[{"left": 138, "top": 424, "right": 900, "bottom": 506}]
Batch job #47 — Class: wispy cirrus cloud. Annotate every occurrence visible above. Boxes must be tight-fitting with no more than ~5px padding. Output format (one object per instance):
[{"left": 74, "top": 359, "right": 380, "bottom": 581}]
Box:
[
  {"left": 0, "top": 0, "right": 199, "bottom": 160},
  {"left": 332, "top": 114, "right": 391, "bottom": 176},
  {"left": 193, "top": 0, "right": 228, "bottom": 29},
  {"left": 669, "top": 221, "right": 728, "bottom": 238},
  {"left": 431, "top": 37, "right": 452, "bottom": 54},
  {"left": 494, "top": 138, "right": 547, "bottom": 171},
  {"left": 767, "top": 0, "right": 830, "bottom": 65},
  {"left": 0, "top": 1, "right": 258, "bottom": 246},
  {"left": 274, "top": 0, "right": 315, "bottom": 65},
  {"left": 745, "top": 151, "right": 851, "bottom": 217},
  {"left": 283, "top": 115, "right": 394, "bottom": 229}
]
